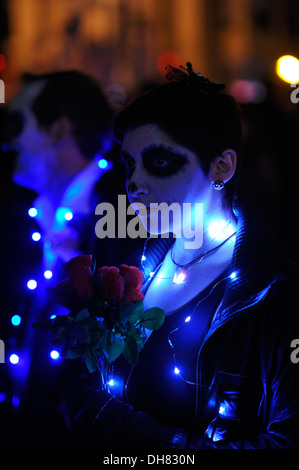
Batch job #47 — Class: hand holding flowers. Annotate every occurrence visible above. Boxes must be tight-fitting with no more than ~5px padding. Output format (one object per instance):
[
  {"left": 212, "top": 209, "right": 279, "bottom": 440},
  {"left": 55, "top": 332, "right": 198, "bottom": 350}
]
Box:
[{"left": 33, "top": 255, "right": 164, "bottom": 379}]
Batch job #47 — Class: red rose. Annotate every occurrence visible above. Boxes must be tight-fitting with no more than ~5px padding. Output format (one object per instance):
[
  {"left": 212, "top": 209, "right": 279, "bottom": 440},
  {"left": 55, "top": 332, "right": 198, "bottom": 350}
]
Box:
[
  {"left": 119, "top": 265, "right": 144, "bottom": 302},
  {"left": 63, "top": 254, "right": 93, "bottom": 298},
  {"left": 98, "top": 265, "right": 144, "bottom": 303}
]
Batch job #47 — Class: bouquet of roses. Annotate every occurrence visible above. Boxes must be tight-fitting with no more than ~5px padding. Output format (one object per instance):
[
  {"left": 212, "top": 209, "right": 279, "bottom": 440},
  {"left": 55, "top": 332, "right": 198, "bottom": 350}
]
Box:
[{"left": 33, "top": 255, "right": 164, "bottom": 381}]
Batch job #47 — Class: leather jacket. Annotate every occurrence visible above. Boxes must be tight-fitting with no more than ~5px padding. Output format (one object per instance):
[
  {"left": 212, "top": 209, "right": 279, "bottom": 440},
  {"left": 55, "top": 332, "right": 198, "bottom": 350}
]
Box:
[{"left": 68, "top": 204, "right": 299, "bottom": 449}]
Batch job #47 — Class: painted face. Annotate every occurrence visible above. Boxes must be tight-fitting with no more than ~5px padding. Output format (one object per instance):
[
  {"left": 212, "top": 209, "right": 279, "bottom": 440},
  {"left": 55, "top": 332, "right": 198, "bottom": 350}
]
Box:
[
  {"left": 10, "top": 81, "right": 59, "bottom": 193},
  {"left": 121, "top": 124, "right": 213, "bottom": 235}
]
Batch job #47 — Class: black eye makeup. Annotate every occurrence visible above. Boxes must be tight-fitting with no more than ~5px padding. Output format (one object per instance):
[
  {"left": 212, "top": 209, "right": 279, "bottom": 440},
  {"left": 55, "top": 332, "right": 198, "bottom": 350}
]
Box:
[
  {"left": 142, "top": 146, "right": 188, "bottom": 177},
  {"left": 120, "top": 145, "right": 189, "bottom": 178}
]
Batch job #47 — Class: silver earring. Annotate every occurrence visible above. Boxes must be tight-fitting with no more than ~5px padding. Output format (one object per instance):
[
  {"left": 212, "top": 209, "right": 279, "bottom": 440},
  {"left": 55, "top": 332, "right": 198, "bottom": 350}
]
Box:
[{"left": 213, "top": 180, "right": 225, "bottom": 190}]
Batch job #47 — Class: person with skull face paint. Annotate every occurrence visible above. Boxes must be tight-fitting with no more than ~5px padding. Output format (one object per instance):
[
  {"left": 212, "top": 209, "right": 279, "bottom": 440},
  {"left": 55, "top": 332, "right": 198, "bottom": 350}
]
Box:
[{"left": 67, "top": 63, "right": 299, "bottom": 449}]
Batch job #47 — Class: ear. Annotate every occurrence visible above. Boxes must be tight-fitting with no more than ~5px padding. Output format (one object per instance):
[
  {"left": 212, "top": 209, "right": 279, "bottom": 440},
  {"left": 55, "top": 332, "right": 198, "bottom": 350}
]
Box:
[
  {"left": 209, "top": 149, "right": 237, "bottom": 184},
  {"left": 47, "top": 117, "right": 72, "bottom": 146}
]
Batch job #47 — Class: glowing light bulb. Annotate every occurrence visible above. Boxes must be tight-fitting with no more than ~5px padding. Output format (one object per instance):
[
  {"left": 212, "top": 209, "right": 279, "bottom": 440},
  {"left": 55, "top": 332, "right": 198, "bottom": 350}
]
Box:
[
  {"left": 276, "top": 55, "right": 299, "bottom": 84},
  {"left": 27, "top": 279, "right": 37, "bottom": 290},
  {"left": 9, "top": 354, "right": 19, "bottom": 365},
  {"left": 64, "top": 211, "right": 73, "bottom": 221},
  {"left": 44, "top": 270, "right": 53, "bottom": 279},
  {"left": 208, "top": 219, "right": 235, "bottom": 241},
  {"left": 98, "top": 158, "right": 108, "bottom": 169},
  {"left": 28, "top": 207, "right": 37, "bottom": 218},
  {"left": 31, "top": 232, "right": 41, "bottom": 242},
  {"left": 50, "top": 350, "right": 60, "bottom": 360},
  {"left": 11, "top": 315, "right": 21, "bottom": 326},
  {"left": 173, "top": 271, "right": 186, "bottom": 284}
]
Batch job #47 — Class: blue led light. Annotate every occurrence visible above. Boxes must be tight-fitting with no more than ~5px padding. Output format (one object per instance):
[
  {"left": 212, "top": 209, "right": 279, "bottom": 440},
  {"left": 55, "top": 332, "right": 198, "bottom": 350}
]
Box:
[
  {"left": 9, "top": 354, "right": 19, "bottom": 365},
  {"left": 64, "top": 211, "right": 73, "bottom": 221},
  {"left": 28, "top": 207, "right": 37, "bottom": 218},
  {"left": 185, "top": 316, "right": 191, "bottom": 323},
  {"left": 98, "top": 158, "right": 108, "bottom": 169},
  {"left": 31, "top": 232, "right": 41, "bottom": 242},
  {"left": 27, "top": 279, "right": 37, "bottom": 290},
  {"left": 141, "top": 255, "right": 146, "bottom": 261},
  {"left": 174, "top": 367, "right": 180, "bottom": 375},
  {"left": 50, "top": 314, "right": 56, "bottom": 319},
  {"left": 50, "top": 350, "right": 60, "bottom": 360},
  {"left": 44, "top": 270, "right": 53, "bottom": 279},
  {"left": 230, "top": 271, "right": 237, "bottom": 280},
  {"left": 107, "top": 379, "right": 114, "bottom": 386},
  {"left": 11, "top": 315, "right": 21, "bottom": 326}
]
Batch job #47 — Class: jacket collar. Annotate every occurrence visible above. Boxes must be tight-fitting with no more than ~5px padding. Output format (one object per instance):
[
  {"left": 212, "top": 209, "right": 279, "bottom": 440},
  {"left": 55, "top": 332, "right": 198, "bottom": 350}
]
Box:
[{"left": 141, "top": 202, "right": 291, "bottom": 320}]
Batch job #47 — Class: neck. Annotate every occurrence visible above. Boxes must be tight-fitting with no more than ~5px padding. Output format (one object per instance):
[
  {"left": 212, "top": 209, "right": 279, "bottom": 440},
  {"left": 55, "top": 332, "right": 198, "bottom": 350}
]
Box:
[{"left": 171, "top": 202, "right": 237, "bottom": 266}]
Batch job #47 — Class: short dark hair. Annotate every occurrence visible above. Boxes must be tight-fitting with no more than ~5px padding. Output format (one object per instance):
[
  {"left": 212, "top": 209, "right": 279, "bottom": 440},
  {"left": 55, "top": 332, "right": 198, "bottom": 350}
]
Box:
[
  {"left": 23, "top": 71, "right": 113, "bottom": 160},
  {"left": 113, "top": 70, "right": 243, "bottom": 204}
]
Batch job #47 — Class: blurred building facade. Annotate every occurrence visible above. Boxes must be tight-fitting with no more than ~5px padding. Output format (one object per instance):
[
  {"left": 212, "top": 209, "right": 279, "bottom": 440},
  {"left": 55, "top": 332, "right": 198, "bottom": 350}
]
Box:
[{"left": 1, "top": 0, "right": 299, "bottom": 101}]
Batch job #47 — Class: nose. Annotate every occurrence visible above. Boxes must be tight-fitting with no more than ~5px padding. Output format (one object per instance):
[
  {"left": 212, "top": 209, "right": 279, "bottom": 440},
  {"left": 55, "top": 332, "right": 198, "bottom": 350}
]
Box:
[{"left": 127, "top": 181, "right": 150, "bottom": 198}]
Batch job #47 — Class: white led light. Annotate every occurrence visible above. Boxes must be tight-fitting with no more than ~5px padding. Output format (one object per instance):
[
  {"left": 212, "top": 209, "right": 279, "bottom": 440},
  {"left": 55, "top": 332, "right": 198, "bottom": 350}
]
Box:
[
  {"left": 9, "top": 354, "right": 19, "bottom": 365},
  {"left": 50, "top": 350, "right": 60, "bottom": 360},
  {"left": 31, "top": 232, "right": 41, "bottom": 242},
  {"left": 185, "top": 316, "right": 191, "bottom": 323},
  {"left": 64, "top": 211, "right": 73, "bottom": 221},
  {"left": 174, "top": 367, "right": 180, "bottom": 375},
  {"left": 27, "top": 279, "right": 37, "bottom": 290},
  {"left": 230, "top": 272, "right": 237, "bottom": 279},
  {"left": 44, "top": 270, "right": 53, "bottom": 279},
  {"left": 173, "top": 271, "right": 186, "bottom": 284},
  {"left": 28, "top": 207, "right": 37, "bottom": 218}
]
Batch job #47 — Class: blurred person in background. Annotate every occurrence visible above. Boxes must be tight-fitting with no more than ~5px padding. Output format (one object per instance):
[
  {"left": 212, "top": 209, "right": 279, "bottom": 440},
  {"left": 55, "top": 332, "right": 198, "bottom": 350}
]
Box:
[{"left": 1, "top": 70, "right": 142, "bottom": 448}]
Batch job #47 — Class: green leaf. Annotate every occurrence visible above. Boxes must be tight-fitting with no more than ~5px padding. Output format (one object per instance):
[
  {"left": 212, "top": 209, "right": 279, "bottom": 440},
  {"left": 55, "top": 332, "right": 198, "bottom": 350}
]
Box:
[
  {"left": 107, "top": 334, "right": 124, "bottom": 363},
  {"left": 128, "top": 328, "right": 146, "bottom": 351},
  {"left": 74, "top": 308, "right": 90, "bottom": 322},
  {"left": 119, "top": 300, "right": 144, "bottom": 327},
  {"left": 123, "top": 335, "right": 139, "bottom": 365},
  {"left": 84, "top": 345, "right": 98, "bottom": 373},
  {"left": 140, "top": 307, "right": 165, "bottom": 330}
]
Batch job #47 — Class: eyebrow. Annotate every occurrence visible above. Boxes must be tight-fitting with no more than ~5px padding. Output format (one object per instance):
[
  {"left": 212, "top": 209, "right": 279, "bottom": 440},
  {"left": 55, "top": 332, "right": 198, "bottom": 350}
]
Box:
[
  {"left": 120, "top": 145, "right": 188, "bottom": 160},
  {"left": 141, "top": 145, "right": 188, "bottom": 160}
]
